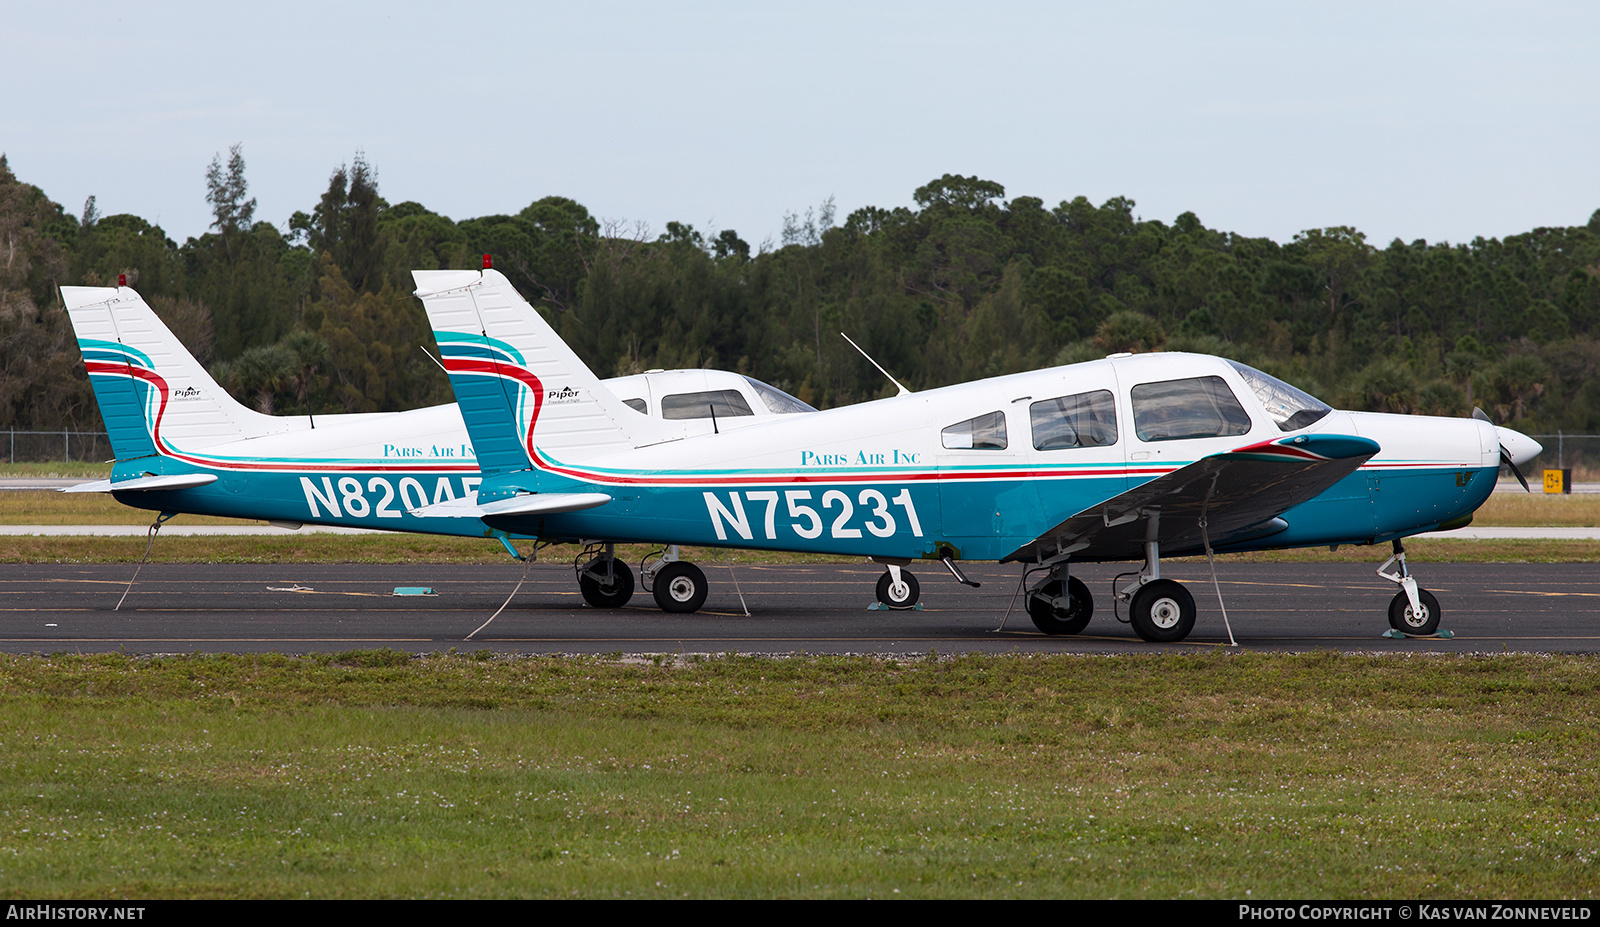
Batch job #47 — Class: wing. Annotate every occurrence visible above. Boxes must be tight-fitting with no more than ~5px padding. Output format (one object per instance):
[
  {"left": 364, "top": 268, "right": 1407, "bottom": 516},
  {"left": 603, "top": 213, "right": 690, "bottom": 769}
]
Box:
[{"left": 1002, "top": 433, "right": 1380, "bottom": 563}]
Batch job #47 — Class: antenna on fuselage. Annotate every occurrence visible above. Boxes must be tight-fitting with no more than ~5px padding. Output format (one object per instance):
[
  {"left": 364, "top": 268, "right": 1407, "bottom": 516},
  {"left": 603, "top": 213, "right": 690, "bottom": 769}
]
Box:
[{"left": 840, "top": 332, "right": 911, "bottom": 397}]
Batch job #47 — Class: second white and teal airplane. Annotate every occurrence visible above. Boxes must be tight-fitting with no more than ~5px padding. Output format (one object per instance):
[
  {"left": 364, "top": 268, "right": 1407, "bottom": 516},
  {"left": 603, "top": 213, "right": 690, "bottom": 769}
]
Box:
[{"left": 63, "top": 266, "right": 1541, "bottom": 642}]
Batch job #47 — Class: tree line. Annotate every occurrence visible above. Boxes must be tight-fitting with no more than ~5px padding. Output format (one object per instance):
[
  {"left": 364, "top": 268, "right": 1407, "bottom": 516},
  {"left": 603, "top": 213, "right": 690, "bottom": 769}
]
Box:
[{"left": 2, "top": 148, "right": 1597, "bottom": 437}]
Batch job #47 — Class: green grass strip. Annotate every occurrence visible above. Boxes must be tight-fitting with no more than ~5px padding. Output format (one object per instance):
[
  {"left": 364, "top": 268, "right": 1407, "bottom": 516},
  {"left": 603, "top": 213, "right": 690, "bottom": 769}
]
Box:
[{"left": 0, "top": 651, "right": 1596, "bottom": 898}]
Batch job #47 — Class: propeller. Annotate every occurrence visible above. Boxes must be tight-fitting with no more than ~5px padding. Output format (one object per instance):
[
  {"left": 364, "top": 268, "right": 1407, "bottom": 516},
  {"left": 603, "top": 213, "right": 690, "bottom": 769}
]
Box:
[{"left": 1473, "top": 407, "right": 1532, "bottom": 492}]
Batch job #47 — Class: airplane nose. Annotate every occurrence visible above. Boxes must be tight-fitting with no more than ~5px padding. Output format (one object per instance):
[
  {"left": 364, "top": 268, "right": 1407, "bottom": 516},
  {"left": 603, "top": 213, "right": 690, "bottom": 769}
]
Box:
[{"left": 1496, "top": 426, "right": 1543, "bottom": 468}]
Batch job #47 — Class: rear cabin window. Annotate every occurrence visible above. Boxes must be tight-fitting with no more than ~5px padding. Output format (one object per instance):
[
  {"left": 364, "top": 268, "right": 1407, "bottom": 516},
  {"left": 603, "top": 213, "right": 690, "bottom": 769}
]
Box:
[
  {"left": 1030, "top": 390, "right": 1117, "bottom": 450},
  {"left": 621, "top": 398, "right": 647, "bottom": 414},
  {"left": 941, "top": 411, "right": 1008, "bottom": 450},
  {"left": 660, "top": 390, "right": 755, "bottom": 420},
  {"left": 1130, "top": 376, "right": 1252, "bottom": 442}
]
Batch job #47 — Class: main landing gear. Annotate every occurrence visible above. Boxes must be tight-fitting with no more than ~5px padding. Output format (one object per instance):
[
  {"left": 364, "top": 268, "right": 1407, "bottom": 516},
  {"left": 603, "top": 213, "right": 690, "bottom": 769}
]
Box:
[
  {"left": 1027, "top": 570, "right": 1094, "bottom": 635},
  {"left": 1026, "top": 507, "right": 1200, "bottom": 642},
  {"left": 1378, "top": 539, "right": 1442, "bottom": 635},
  {"left": 576, "top": 543, "right": 634, "bottom": 608},
  {"left": 575, "top": 543, "right": 713, "bottom": 613},
  {"left": 643, "top": 545, "right": 709, "bottom": 613},
  {"left": 1111, "top": 508, "right": 1198, "bottom": 643}
]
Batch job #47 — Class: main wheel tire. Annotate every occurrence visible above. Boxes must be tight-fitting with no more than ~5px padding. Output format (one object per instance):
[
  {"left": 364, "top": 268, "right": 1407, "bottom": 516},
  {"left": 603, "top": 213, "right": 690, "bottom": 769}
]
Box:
[
  {"left": 1388, "top": 587, "right": 1441, "bottom": 635},
  {"left": 652, "top": 562, "right": 708, "bottom": 613},
  {"left": 1027, "top": 575, "right": 1094, "bottom": 635},
  {"left": 875, "top": 570, "right": 920, "bottom": 608},
  {"left": 578, "top": 558, "right": 634, "bottom": 608},
  {"left": 1129, "top": 579, "right": 1196, "bottom": 643}
]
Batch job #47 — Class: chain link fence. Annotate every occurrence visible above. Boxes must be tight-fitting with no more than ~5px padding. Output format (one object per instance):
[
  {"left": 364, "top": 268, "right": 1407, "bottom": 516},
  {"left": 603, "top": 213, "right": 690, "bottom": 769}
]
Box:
[
  {"left": 5, "top": 430, "right": 114, "bottom": 464},
  {"left": 1523, "top": 434, "right": 1600, "bottom": 484}
]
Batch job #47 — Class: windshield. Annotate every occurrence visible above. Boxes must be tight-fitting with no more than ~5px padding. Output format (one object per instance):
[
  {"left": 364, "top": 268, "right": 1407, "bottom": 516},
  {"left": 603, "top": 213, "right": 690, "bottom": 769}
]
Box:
[
  {"left": 1226, "top": 361, "right": 1331, "bottom": 432},
  {"left": 743, "top": 377, "right": 818, "bottom": 414}
]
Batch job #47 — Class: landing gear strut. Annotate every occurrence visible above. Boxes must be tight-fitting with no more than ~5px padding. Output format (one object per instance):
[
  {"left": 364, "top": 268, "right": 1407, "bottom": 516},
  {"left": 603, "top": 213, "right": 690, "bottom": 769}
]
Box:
[
  {"left": 1111, "top": 507, "right": 1198, "bottom": 642},
  {"left": 1379, "top": 539, "right": 1441, "bottom": 635}
]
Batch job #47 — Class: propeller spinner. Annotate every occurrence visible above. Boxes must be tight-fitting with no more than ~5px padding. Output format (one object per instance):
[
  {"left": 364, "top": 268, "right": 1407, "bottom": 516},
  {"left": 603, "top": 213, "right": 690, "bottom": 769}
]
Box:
[{"left": 1473, "top": 407, "right": 1543, "bottom": 492}]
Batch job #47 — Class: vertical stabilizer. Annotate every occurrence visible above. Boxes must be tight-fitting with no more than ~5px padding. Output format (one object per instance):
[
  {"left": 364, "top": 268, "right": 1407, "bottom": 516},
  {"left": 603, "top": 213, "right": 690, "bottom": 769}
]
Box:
[
  {"left": 413, "top": 269, "right": 677, "bottom": 476},
  {"left": 61, "top": 285, "right": 274, "bottom": 461}
]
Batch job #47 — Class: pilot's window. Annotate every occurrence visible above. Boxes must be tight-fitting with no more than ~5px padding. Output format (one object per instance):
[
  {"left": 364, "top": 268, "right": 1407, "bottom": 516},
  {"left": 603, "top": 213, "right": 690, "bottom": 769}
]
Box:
[
  {"left": 743, "top": 376, "right": 818, "bottom": 414},
  {"left": 660, "top": 389, "right": 755, "bottom": 419},
  {"left": 1225, "top": 360, "right": 1332, "bottom": 432},
  {"left": 1130, "top": 377, "right": 1252, "bottom": 442},
  {"left": 621, "top": 398, "right": 648, "bottom": 414},
  {"left": 942, "top": 411, "right": 1008, "bottom": 450},
  {"left": 1030, "top": 390, "right": 1117, "bottom": 450}
]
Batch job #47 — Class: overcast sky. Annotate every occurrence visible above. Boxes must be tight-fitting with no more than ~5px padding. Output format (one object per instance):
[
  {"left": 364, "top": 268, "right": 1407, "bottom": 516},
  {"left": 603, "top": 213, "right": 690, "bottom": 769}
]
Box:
[{"left": 5, "top": 1, "right": 1597, "bottom": 249}]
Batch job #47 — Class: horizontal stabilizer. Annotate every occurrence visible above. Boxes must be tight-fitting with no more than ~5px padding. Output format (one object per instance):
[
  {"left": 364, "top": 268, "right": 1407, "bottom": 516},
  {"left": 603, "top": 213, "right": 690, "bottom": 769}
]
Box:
[
  {"left": 62, "top": 473, "right": 220, "bottom": 493},
  {"left": 408, "top": 491, "right": 612, "bottom": 519},
  {"left": 1003, "top": 433, "right": 1379, "bottom": 563}
]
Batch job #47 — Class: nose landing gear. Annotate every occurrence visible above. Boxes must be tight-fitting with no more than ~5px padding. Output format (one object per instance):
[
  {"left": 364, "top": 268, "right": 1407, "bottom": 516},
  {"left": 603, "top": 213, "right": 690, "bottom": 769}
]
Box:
[{"left": 1378, "top": 539, "right": 1444, "bottom": 637}]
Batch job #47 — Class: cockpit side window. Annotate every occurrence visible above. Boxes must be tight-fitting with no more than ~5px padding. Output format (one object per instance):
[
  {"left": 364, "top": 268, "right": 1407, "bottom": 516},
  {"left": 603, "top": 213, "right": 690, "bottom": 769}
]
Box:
[
  {"left": 1130, "top": 376, "right": 1252, "bottom": 442},
  {"left": 941, "top": 411, "right": 1008, "bottom": 450},
  {"left": 660, "top": 390, "right": 756, "bottom": 420},
  {"left": 1225, "top": 360, "right": 1332, "bottom": 432},
  {"left": 1030, "top": 390, "right": 1117, "bottom": 450}
]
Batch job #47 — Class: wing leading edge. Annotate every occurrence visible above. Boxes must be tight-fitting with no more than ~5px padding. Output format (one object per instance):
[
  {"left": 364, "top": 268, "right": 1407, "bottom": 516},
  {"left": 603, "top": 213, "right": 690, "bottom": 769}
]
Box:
[{"left": 1002, "top": 433, "right": 1380, "bottom": 564}]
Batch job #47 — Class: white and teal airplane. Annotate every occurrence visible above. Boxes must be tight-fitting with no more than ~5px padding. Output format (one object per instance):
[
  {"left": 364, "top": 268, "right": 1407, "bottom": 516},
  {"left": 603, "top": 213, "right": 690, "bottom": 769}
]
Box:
[
  {"left": 63, "top": 268, "right": 1540, "bottom": 642},
  {"left": 409, "top": 266, "right": 1540, "bottom": 641},
  {"left": 58, "top": 279, "right": 814, "bottom": 551}
]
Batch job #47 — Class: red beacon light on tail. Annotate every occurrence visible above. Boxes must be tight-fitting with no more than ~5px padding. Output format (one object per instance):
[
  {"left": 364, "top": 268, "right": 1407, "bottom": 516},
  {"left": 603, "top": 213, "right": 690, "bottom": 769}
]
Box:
[
  {"left": 118, "top": 274, "right": 127, "bottom": 287},
  {"left": 482, "top": 254, "right": 492, "bottom": 269}
]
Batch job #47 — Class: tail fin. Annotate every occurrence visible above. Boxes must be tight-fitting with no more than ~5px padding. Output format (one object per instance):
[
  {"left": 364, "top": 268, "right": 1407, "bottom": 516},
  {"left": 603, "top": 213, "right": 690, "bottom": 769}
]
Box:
[
  {"left": 61, "top": 284, "right": 274, "bottom": 461},
  {"left": 412, "top": 268, "right": 677, "bottom": 476}
]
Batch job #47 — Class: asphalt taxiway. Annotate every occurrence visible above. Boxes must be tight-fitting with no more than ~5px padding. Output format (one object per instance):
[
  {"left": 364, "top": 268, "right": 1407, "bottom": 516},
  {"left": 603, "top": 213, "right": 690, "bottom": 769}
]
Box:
[{"left": 3, "top": 560, "right": 1597, "bottom": 655}]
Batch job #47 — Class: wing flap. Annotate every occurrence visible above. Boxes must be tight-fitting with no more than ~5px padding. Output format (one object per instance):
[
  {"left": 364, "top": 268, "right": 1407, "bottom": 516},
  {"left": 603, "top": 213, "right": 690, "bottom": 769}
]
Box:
[{"left": 1002, "top": 433, "right": 1379, "bottom": 563}]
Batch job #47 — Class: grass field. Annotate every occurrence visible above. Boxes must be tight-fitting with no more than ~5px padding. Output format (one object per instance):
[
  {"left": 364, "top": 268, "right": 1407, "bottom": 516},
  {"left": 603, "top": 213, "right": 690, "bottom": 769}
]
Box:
[
  {"left": 1, "top": 651, "right": 1596, "bottom": 899},
  {"left": 2, "top": 470, "right": 1597, "bottom": 900}
]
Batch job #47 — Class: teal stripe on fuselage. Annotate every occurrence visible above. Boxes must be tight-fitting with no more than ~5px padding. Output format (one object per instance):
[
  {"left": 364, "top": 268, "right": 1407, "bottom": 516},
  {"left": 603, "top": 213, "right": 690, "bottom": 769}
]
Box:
[{"left": 102, "top": 453, "right": 1498, "bottom": 563}]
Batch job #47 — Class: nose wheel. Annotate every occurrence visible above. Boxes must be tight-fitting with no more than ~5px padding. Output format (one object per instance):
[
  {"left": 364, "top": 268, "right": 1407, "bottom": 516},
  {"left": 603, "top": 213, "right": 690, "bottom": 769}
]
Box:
[{"left": 1388, "top": 587, "right": 1441, "bottom": 635}]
